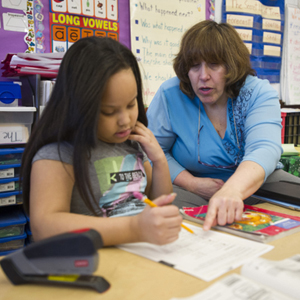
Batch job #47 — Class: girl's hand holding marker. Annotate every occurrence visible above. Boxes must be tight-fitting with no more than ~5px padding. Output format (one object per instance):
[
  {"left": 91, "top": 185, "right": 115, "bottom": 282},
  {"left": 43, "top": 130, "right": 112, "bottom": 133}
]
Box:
[{"left": 133, "top": 192, "right": 194, "bottom": 234}]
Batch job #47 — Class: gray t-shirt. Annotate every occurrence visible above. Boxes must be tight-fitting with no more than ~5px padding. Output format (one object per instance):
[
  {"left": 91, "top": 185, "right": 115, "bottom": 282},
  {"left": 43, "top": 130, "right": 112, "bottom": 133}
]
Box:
[{"left": 32, "top": 140, "right": 148, "bottom": 217}]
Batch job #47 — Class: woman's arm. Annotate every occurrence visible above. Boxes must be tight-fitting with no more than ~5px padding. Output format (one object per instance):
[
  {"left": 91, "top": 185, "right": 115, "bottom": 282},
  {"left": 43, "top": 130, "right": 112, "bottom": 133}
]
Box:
[
  {"left": 242, "top": 79, "right": 282, "bottom": 180},
  {"left": 203, "top": 161, "right": 265, "bottom": 230},
  {"left": 30, "top": 159, "right": 182, "bottom": 245},
  {"left": 173, "top": 170, "right": 224, "bottom": 200},
  {"left": 203, "top": 79, "right": 281, "bottom": 230}
]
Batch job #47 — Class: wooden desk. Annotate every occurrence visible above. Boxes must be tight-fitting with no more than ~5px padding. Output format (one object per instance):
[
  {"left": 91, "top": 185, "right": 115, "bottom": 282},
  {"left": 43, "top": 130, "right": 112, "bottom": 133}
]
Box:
[{"left": 1, "top": 203, "right": 300, "bottom": 300}]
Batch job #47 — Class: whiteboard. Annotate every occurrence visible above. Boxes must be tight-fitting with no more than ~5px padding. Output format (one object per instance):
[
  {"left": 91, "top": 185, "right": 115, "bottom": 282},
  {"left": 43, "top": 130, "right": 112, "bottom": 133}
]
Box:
[
  {"left": 130, "top": 0, "right": 207, "bottom": 106},
  {"left": 281, "top": 4, "right": 300, "bottom": 105}
]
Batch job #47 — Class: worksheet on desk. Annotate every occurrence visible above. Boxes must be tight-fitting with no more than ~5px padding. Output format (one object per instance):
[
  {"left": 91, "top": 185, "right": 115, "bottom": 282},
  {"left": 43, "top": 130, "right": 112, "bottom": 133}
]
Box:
[{"left": 117, "top": 223, "right": 274, "bottom": 282}]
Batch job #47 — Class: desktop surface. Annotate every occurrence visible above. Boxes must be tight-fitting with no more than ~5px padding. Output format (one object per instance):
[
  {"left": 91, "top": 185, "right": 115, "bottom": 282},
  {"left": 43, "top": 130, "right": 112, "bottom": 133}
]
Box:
[{"left": 0, "top": 203, "right": 300, "bottom": 300}]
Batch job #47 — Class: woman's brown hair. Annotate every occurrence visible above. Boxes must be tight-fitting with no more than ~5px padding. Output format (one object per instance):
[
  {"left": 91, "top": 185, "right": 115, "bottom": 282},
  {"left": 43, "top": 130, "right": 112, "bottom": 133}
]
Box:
[{"left": 173, "top": 20, "right": 256, "bottom": 99}]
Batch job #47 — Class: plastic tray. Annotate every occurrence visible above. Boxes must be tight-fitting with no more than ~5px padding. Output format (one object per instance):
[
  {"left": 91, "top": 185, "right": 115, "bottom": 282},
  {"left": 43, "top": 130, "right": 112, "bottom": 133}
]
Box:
[
  {"left": 0, "top": 177, "right": 20, "bottom": 193},
  {"left": 0, "top": 147, "right": 24, "bottom": 165},
  {"left": 0, "top": 166, "right": 20, "bottom": 179},
  {"left": 0, "top": 232, "right": 26, "bottom": 253},
  {"left": 0, "top": 191, "right": 23, "bottom": 207},
  {"left": 0, "top": 206, "right": 26, "bottom": 238}
]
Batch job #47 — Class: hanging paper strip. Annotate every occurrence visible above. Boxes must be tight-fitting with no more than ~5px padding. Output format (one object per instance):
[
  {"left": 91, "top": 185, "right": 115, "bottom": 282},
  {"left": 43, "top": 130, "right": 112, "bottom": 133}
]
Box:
[
  {"left": 34, "top": 0, "right": 46, "bottom": 53},
  {"left": 24, "top": 0, "right": 36, "bottom": 53}
]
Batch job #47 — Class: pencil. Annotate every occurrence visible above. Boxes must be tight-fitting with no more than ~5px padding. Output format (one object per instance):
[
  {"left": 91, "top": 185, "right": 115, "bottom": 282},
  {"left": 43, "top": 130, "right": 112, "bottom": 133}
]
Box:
[{"left": 133, "top": 192, "right": 194, "bottom": 234}]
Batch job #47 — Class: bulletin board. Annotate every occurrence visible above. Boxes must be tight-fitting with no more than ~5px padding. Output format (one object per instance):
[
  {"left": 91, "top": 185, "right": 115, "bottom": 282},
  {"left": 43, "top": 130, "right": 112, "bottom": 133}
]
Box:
[
  {"left": 130, "top": 0, "right": 211, "bottom": 106},
  {"left": 0, "top": 0, "right": 131, "bottom": 65},
  {"left": 222, "top": 0, "right": 284, "bottom": 84}
]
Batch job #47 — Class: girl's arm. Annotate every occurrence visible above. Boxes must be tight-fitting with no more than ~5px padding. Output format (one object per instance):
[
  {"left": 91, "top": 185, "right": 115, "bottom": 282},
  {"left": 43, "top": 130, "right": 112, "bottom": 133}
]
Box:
[
  {"left": 128, "top": 121, "right": 173, "bottom": 199},
  {"left": 30, "top": 159, "right": 181, "bottom": 245}
]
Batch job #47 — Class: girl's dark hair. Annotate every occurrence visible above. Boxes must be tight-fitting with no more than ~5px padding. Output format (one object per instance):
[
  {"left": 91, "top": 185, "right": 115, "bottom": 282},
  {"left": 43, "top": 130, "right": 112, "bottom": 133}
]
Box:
[
  {"left": 173, "top": 20, "right": 256, "bottom": 99},
  {"left": 21, "top": 36, "right": 147, "bottom": 216}
]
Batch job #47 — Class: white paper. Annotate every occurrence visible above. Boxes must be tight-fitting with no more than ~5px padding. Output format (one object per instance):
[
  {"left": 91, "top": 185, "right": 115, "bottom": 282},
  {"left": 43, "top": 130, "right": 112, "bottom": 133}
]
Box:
[
  {"left": 0, "top": 124, "right": 28, "bottom": 144},
  {"left": 281, "top": 5, "right": 300, "bottom": 105},
  {"left": 170, "top": 273, "right": 293, "bottom": 300},
  {"left": 118, "top": 223, "right": 273, "bottom": 282},
  {"left": 2, "top": 12, "right": 27, "bottom": 32},
  {"left": 1, "top": 0, "right": 27, "bottom": 11},
  {"left": 241, "top": 255, "right": 300, "bottom": 299}
]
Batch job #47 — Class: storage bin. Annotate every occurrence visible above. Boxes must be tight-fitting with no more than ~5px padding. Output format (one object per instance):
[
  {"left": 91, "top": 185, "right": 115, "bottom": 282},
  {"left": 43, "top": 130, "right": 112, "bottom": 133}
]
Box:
[
  {"left": 0, "top": 177, "right": 20, "bottom": 192},
  {"left": 0, "top": 249, "right": 19, "bottom": 256},
  {"left": 0, "top": 232, "right": 26, "bottom": 255},
  {"left": 0, "top": 107, "right": 36, "bottom": 145},
  {"left": 0, "top": 147, "right": 24, "bottom": 165},
  {"left": 0, "top": 81, "right": 22, "bottom": 107},
  {"left": 0, "top": 206, "right": 26, "bottom": 238},
  {"left": 281, "top": 109, "right": 300, "bottom": 145},
  {"left": 0, "top": 191, "right": 23, "bottom": 206},
  {"left": 0, "top": 166, "right": 20, "bottom": 179},
  {"left": 25, "top": 226, "right": 33, "bottom": 245},
  {"left": 0, "top": 148, "right": 24, "bottom": 178}
]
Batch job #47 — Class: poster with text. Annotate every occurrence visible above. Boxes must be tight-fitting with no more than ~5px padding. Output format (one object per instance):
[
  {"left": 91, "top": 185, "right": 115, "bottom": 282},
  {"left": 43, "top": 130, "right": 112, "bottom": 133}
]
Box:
[
  {"left": 49, "top": 0, "right": 119, "bottom": 53},
  {"left": 130, "top": 0, "right": 206, "bottom": 106}
]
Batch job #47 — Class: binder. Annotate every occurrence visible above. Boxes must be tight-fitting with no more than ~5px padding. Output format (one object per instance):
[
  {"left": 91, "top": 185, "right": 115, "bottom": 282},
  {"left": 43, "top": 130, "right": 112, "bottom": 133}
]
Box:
[{"left": 254, "top": 181, "right": 300, "bottom": 207}]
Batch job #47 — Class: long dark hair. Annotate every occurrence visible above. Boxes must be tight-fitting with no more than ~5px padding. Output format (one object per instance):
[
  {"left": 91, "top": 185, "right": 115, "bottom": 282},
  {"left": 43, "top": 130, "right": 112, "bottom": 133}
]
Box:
[
  {"left": 174, "top": 20, "right": 256, "bottom": 99},
  {"left": 21, "top": 36, "right": 147, "bottom": 216}
]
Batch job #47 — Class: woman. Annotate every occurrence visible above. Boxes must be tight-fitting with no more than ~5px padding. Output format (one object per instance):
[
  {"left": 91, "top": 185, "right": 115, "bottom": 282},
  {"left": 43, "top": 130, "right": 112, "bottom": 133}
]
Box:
[{"left": 147, "top": 20, "right": 300, "bottom": 231}]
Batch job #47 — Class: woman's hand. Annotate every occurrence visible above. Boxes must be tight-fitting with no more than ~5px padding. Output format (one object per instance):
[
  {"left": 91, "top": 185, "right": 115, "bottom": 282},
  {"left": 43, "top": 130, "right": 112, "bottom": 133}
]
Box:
[
  {"left": 202, "top": 161, "right": 265, "bottom": 231},
  {"left": 202, "top": 186, "right": 244, "bottom": 231},
  {"left": 128, "top": 121, "right": 165, "bottom": 163},
  {"left": 132, "top": 193, "right": 182, "bottom": 245}
]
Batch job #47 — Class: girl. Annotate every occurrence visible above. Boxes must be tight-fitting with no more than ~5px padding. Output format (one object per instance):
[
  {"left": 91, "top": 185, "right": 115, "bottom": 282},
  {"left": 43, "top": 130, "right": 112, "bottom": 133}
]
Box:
[{"left": 21, "top": 37, "right": 182, "bottom": 246}]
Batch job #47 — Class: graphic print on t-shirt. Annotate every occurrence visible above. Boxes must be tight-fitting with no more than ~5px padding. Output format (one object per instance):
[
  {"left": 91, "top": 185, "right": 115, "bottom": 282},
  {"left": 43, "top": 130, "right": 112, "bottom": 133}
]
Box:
[{"left": 94, "top": 153, "right": 147, "bottom": 217}]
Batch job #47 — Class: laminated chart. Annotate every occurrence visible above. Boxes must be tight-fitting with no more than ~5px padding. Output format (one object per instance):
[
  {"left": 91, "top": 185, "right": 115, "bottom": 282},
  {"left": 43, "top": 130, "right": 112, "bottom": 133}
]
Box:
[
  {"left": 49, "top": 0, "right": 119, "bottom": 52},
  {"left": 222, "top": 0, "right": 284, "bottom": 84}
]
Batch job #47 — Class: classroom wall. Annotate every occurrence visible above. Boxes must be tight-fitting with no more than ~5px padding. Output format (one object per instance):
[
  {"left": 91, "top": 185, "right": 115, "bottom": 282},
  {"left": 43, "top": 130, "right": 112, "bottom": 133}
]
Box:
[
  {"left": 1, "top": 0, "right": 299, "bottom": 101},
  {"left": 0, "top": 0, "right": 296, "bottom": 56},
  {"left": 213, "top": 0, "right": 300, "bottom": 97},
  {"left": 0, "top": 0, "right": 131, "bottom": 66}
]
